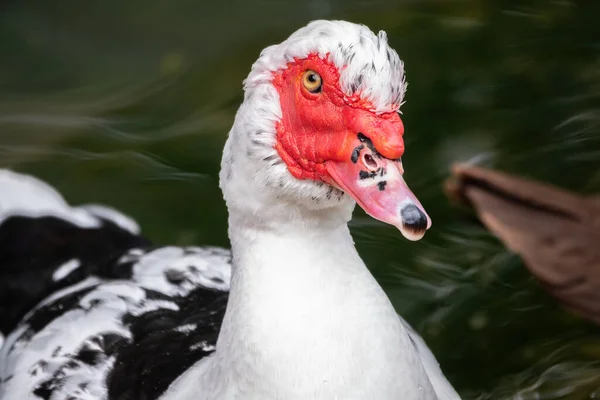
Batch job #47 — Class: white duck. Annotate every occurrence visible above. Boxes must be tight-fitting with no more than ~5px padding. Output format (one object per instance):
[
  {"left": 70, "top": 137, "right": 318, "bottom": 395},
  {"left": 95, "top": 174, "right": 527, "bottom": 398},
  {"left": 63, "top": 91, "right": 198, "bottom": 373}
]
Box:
[{"left": 0, "top": 20, "right": 460, "bottom": 400}]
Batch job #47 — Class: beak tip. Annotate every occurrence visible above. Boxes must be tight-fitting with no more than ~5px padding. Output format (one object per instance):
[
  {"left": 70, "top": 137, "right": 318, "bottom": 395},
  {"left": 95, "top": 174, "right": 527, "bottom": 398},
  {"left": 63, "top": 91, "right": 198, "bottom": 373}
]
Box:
[{"left": 399, "top": 202, "right": 430, "bottom": 241}]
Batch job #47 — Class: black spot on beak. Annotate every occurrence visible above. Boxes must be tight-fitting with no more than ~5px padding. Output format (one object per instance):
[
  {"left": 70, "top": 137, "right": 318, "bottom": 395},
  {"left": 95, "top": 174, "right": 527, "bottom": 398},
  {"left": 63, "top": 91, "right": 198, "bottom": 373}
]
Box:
[
  {"left": 359, "top": 170, "right": 380, "bottom": 180},
  {"left": 351, "top": 145, "right": 364, "bottom": 164},
  {"left": 400, "top": 203, "right": 427, "bottom": 235},
  {"left": 377, "top": 181, "right": 387, "bottom": 191}
]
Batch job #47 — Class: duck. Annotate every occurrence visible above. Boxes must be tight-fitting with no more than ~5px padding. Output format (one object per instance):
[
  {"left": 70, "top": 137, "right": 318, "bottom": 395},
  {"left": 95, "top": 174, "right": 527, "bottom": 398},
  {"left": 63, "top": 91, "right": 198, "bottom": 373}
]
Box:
[
  {"left": 0, "top": 20, "right": 460, "bottom": 400},
  {"left": 445, "top": 163, "right": 600, "bottom": 326}
]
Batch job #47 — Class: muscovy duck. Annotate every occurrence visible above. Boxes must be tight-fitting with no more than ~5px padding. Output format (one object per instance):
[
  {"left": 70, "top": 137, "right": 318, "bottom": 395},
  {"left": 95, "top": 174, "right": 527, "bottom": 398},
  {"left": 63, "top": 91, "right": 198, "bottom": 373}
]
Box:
[{"left": 0, "top": 20, "right": 460, "bottom": 400}]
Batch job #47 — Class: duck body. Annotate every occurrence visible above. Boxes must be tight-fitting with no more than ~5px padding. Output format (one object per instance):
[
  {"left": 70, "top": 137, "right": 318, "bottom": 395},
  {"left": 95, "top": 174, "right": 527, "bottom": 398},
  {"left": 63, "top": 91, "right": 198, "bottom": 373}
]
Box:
[
  {"left": 0, "top": 171, "right": 451, "bottom": 400},
  {"left": 0, "top": 20, "right": 460, "bottom": 400},
  {"left": 0, "top": 171, "right": 232, "bottom": 400}
]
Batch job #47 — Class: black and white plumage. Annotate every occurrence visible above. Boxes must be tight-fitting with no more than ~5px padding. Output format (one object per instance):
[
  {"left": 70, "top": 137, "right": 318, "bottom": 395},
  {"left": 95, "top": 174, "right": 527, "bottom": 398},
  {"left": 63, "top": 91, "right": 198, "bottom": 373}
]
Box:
[
  {"left": 0, "top": 171, "right": 231, "bottom": 400},
  {"left": 0, "top": 20, "right": 461, "bottom": 400}
]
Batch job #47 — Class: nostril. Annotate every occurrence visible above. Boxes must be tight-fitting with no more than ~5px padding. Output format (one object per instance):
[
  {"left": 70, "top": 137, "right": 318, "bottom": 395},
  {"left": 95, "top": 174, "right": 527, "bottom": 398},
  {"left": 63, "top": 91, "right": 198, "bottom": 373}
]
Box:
[{"left": 362, "top": 153, "right": 378, "bottom": 171}]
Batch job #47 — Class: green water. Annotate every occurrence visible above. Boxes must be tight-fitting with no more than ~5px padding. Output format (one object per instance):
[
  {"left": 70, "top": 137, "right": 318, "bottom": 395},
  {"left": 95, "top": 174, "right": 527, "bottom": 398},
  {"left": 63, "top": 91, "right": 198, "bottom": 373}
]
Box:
[{"left": 1, "top": 0, "right": 600, "bottom": 398}]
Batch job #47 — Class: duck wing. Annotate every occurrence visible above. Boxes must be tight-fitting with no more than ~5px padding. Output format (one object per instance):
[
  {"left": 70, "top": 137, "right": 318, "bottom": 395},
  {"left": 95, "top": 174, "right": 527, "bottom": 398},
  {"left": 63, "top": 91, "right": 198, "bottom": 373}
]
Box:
[
  {"left": 0, "top": 170, "right": 230, "bottom": 400},
  {"left": 445, "top": 164, "right": 600, "bottom": 326},
  {"left": 400, "top": 317, "right": 461, "bottom": 400}
]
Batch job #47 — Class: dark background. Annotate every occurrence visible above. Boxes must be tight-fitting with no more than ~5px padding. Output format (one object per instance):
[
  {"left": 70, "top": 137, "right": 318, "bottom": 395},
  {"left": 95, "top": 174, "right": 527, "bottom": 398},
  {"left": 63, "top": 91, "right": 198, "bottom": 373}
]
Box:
[{"left": 1, "top": 1, "right": 599, "bottom": 398}]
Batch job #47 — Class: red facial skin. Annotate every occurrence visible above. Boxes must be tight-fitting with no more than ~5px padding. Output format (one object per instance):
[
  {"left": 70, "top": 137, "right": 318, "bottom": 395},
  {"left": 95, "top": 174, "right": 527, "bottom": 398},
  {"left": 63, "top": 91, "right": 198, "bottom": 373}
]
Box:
[
  {"left": 272, "top": 53, "right": 404, "bottom": 185},
  {"left": 271, "top": 53, "right": 431, "bottom": 240}
]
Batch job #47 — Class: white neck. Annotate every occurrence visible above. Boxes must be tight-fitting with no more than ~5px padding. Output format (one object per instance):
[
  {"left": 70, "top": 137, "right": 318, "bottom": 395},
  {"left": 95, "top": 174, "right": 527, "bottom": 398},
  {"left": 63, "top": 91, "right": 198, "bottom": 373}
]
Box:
[{"left": 164, "top": 208, "right": 437, "bottom": 399}]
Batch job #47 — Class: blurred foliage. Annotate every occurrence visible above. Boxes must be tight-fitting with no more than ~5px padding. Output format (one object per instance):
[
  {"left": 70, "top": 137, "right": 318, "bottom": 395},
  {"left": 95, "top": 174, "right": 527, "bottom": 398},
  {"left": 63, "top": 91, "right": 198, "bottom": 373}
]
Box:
[{"left": 1, "top": 0, "right": 600, "bottom": 398}]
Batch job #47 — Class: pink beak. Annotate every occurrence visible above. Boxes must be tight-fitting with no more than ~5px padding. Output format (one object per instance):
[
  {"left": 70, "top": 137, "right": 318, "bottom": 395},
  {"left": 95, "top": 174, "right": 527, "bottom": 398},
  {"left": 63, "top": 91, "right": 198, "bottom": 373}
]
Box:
[{"left": 326, "top": 129, "right": 431, "bottom": 241}]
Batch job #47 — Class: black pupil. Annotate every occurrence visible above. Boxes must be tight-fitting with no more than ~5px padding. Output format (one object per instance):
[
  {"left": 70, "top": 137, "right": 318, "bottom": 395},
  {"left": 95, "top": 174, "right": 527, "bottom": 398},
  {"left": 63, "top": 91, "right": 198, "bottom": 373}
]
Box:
[{"left": 308, "top": 74, "right": 317, "bottom": 83}]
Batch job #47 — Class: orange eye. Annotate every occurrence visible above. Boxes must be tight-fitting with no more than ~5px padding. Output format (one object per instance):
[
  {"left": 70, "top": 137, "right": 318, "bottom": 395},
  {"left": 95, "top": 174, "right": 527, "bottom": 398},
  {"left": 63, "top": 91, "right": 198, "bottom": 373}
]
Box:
[{"left": 302, "top": 70, "right": 322, "bottom": 93}]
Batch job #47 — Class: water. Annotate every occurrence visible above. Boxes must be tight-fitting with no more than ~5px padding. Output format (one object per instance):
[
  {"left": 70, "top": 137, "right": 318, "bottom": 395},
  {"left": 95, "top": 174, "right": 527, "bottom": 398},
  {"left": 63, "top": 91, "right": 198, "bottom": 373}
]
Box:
[{"left": 1, "top": 0, "right": 600, "bottom": 398}]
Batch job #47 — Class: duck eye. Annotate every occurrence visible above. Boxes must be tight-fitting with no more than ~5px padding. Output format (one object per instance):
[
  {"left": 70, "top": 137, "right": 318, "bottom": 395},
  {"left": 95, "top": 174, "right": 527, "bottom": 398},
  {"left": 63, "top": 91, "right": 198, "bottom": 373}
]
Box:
[{"left": 302, "top": 70, "right": 322, "bottom": 93}]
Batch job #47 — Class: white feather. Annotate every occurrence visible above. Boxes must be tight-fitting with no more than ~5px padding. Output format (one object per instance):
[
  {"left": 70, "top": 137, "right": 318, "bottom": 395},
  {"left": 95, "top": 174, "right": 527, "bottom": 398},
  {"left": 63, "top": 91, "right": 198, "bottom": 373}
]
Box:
[
  {"left": 76, "top": 204, "right": 141, "bottom": 234},
  {"left": 52, "top": 259, "right": 82, "bottom": 282},
  {"left": 0, "top": 170, "right": 139, "bottom": 234},
  {"left": 0, "top": 170, "right": 100, "bottom": 228}
]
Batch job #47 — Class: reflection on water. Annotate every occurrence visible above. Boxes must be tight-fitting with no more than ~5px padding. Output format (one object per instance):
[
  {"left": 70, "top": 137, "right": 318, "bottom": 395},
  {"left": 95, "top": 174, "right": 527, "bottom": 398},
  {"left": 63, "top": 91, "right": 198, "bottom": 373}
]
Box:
[{"left": 1, "top": 0, "right": 600, "bottom": 398}]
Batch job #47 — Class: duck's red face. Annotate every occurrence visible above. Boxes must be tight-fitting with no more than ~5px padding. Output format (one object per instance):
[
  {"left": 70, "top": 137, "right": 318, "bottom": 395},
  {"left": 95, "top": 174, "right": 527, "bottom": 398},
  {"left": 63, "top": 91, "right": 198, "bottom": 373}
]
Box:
[{"left": 272, "top": 54, "right": 431, "bottom": 240}]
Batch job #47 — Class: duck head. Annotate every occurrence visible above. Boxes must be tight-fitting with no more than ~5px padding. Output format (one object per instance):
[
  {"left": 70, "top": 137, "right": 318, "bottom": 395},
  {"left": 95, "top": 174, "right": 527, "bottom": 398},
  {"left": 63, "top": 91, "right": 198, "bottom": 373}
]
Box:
[{"left": 220, "top": 20, "right": 431, "bottom": 241}]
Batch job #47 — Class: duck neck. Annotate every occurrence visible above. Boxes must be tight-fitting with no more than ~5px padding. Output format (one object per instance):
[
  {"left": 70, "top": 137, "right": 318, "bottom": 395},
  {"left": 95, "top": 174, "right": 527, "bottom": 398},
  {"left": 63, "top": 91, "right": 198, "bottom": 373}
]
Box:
[{"left": 199, "top": 208, "right": 429, "bottom": 398}]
